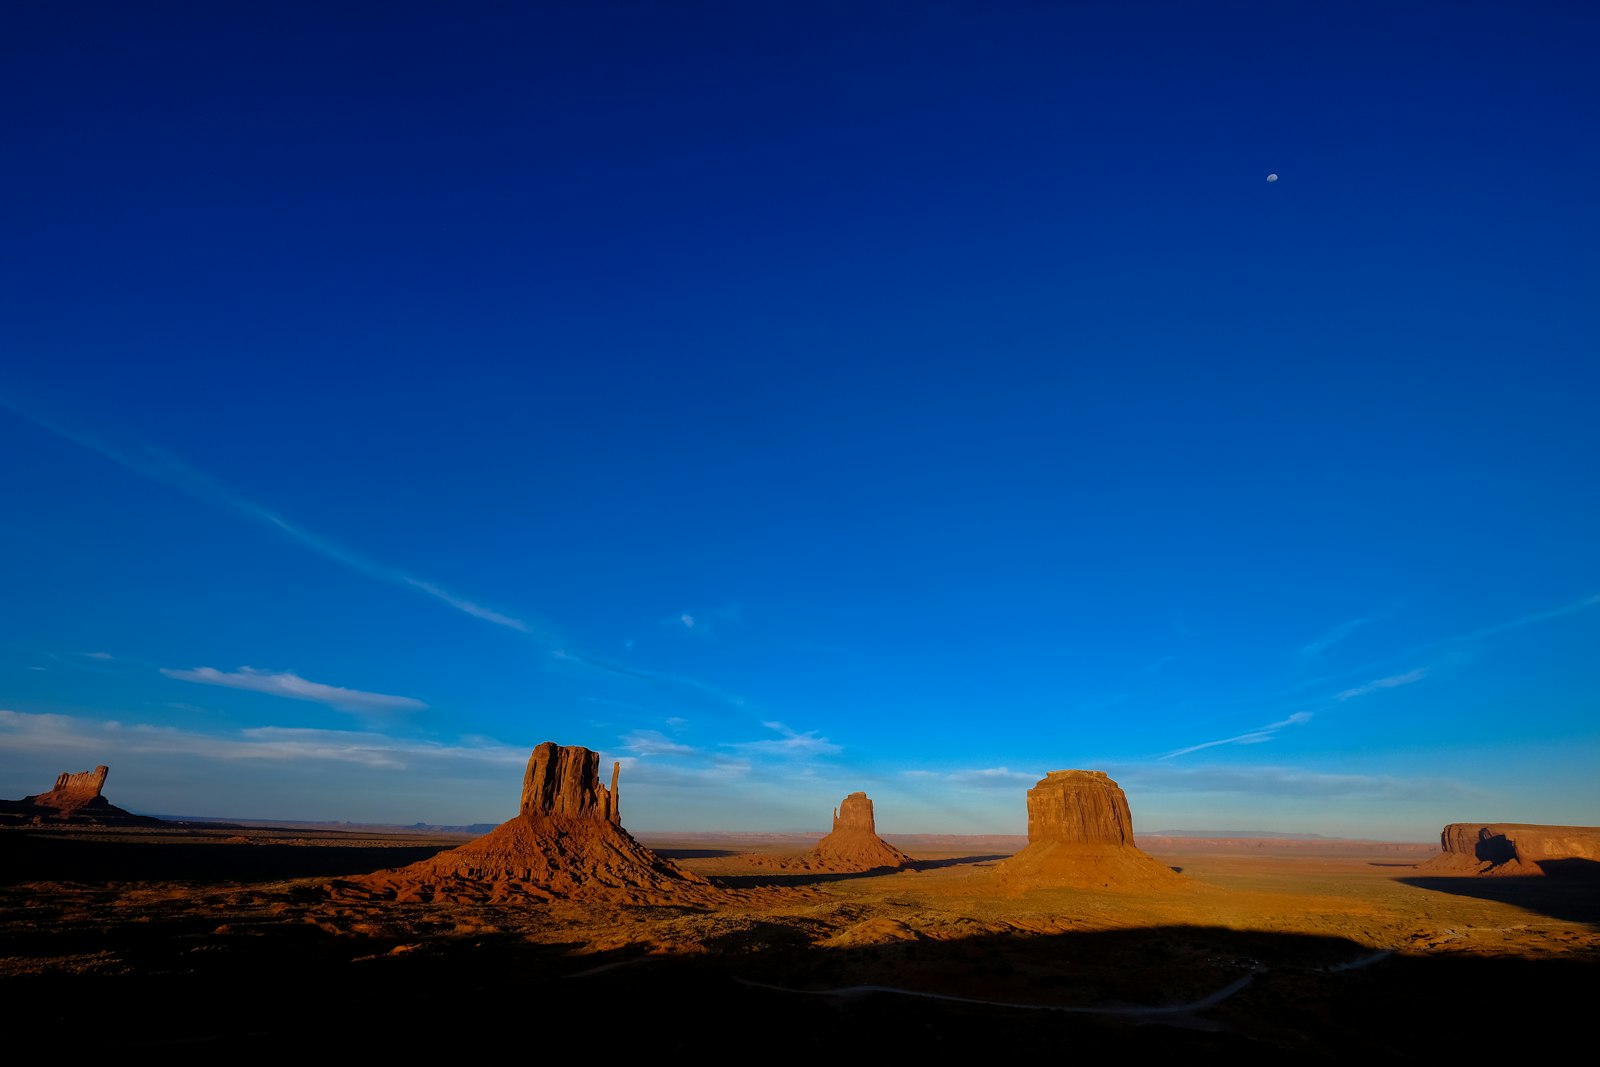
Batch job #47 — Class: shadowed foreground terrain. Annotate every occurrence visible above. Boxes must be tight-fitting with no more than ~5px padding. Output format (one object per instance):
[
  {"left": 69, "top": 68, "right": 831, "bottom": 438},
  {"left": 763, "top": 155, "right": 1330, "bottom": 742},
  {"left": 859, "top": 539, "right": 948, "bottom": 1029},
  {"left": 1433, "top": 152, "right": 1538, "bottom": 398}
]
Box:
[{"left": 3, "top": 826, "right": 1597, "bottom": 1058}]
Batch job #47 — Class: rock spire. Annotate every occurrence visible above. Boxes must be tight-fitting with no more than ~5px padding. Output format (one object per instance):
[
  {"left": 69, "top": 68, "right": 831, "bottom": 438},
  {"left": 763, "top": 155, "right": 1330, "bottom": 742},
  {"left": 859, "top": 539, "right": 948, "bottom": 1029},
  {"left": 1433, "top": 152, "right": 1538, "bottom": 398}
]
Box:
[
  {"left": 349, "top": 741, "right": 708, "bottom": 903},
  {"left": 755, "top": 791, "right": 913, "bottom": 874}
]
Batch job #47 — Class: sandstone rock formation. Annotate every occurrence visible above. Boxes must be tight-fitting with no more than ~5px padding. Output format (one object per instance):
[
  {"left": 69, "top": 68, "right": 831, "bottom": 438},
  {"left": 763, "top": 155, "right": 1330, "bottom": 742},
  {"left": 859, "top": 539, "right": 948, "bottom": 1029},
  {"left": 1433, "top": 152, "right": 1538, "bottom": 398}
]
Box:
[
  {"left": 0, "top": 765, "right": 160, "bottom": 825},
  {"left": 755, "top": 791, "right": 913, "bottom": 874},
  {"left": 521, "top": 742, "right": 620, "bottom": 821},
  {"left": 349, "top": 741, "right": 709, "bottom": 903},
  {"left": 993, "top": 770, "right": 1182, "bottom": 889},
  {"left": 1420, "top": 822, "right": 1600, "bottom": 876},
  {"left": 32, "top": 766, "right": 111, "bottom": 809}
]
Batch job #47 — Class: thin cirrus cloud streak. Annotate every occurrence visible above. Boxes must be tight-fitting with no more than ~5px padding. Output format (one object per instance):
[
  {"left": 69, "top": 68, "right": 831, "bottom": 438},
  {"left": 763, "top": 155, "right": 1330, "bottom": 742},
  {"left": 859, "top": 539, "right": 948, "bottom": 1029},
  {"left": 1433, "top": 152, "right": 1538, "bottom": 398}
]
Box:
[
  {"left": 1335, "top": 667, "right": 1428, "bottom": 701},
  {"left": 903, "top": 767, "right": 1037, "bottom": 788},
  {"left": 725, "top": 721, "right": 841, "bottom": 758},
  {"left": 620, "top": 730, "right": 697, "bottom": 757},
  {"left": 1295, "top": 615, "right": 1372, "bottom": 663},
  {"left": 0, "top": 709, "right": 525, "bottom": 769},
  {"left": 160, "top": 666, "right": 427, "bottom": 713},
  {"left": 2, "top": 393, "right": 764, "bottom": 714},
  {"left": 1126, "top": 762, "right": 1484, "bottom": 802},
  {"left": 1161, "top": 711, "right": 1314, "bottom": 760},
  {"left": 1190, "top": 592, "right": 1600, "bottom": 718},
  {"left": 0, "top": 393, "right": 532, "bottom": 635},
  {"left": 554, "top": 648, "right": 752, "bottom": 713}
]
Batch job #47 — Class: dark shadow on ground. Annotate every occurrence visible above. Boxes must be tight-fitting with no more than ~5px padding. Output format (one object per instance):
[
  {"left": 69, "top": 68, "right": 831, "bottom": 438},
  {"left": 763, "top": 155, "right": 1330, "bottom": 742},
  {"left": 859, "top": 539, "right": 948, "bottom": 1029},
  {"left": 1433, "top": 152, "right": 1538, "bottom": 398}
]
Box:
[
  {"left": 1400, "top": 870, "right": 1600, "bottom": 925},
  {"left": 710, "top": 853, "right": 1009, "bottom": 887},
  {"left": 1540, "top": 858, "right": 1600, "bottom": 878},
  {"left": 648, "top": 848, "right": 741, "bottom": 859},
  {"left": 909, "top": 853, "right": 1009, "bottom": 871},
  {"left": 4, "top": 909, "right": 1595, "bottom": 1059},
  {"left": 0, "top": 831, "right": 456, "bottom": 884},
  {"left": 710, "top": 867, "right": 913, "bottom": 888}
]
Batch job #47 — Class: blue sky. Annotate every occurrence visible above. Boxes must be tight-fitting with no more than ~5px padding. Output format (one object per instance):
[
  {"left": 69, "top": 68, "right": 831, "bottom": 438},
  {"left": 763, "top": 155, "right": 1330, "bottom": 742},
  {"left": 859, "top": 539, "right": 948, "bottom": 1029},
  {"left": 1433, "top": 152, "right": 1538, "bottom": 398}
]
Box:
[{"left": 3, "top": 3, "right": 1596, "bottom": 839}]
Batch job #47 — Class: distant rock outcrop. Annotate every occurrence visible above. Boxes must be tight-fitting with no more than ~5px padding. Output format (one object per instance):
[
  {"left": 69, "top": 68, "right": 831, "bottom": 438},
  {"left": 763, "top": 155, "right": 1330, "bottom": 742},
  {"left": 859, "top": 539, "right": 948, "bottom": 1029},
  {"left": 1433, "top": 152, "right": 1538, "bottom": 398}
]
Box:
[
  {"left": 993, "top": 770, "right": 1183, "bottom": 889},
  {"left": 1420, "top": 823, "right": 1600, "bottom": 877},
  {"left": 0, "top": 765, "right": 160, "bottom": 826},
  {"left": 32, "top": 766, "right": 111, "bottom": 809},
  {"left": 755, "top": 791, "right": 913, "bottom": 874},
  {"left": 348, "top": 741, "right": 710, "bottom": 903}
]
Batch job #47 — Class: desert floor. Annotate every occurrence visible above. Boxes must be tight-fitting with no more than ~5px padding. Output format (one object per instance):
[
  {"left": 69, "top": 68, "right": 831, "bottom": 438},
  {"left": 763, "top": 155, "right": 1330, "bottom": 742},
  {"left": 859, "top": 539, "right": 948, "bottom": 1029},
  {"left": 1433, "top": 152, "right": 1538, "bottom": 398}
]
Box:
[{"left": 3, "top": 825, "right": 1595, "bottom": 1058}]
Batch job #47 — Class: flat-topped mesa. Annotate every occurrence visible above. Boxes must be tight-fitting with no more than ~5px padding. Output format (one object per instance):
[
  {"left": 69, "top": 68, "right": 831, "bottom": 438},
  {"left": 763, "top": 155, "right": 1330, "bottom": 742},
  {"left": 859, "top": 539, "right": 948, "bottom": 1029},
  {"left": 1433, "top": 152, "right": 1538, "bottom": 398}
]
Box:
[
  {"left": 520, "top": 741, "right": 620, "bottom": 822},
  {"left": 1026, "top": 769, "right": 1134, "bottom": 846},
  {"left": 832, "top": 791, "right": 877, "bottom": 833},
  {"left": 994, "top": 769, "right": 1183, "bottom": 889},
  {"left": 1423, "top": 822, "right": 1600, "bottom": 876}
]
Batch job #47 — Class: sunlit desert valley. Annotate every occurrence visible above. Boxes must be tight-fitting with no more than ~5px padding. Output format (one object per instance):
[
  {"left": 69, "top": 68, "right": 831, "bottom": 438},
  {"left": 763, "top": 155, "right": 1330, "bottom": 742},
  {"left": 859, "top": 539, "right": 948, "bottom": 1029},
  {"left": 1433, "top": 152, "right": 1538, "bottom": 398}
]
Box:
[
  {"left": 5, "top": 7, "right": 1599, "bottom": 1058},
  {"left": 4, "top": 749, "right": 1595, "bottom": 1058}
]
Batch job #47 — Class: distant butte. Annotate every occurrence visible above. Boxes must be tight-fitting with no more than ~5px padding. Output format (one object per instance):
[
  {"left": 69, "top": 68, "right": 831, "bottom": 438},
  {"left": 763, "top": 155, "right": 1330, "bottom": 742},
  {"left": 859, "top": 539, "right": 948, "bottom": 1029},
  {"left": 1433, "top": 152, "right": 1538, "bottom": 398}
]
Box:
[
  {"left": 757, "top": 791, "right": 914, "bottom": 874},
  {"left": 993, "top": 769, "right": 1184, "bottom": 889},
  {"left": 1420, "top": 822, "right": 1600, "bottom": 877},
  {"left": 0, "top": 765, "right": 160, "bottom": 826},
  {"left": 347, "top": 741, "right": 711, "bottom": 903}
]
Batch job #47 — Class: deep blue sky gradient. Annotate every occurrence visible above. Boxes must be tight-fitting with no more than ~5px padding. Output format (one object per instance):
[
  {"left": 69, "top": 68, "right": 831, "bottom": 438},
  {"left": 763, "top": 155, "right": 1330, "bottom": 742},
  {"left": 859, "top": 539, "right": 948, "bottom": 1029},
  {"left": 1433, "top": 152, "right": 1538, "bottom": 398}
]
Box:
[{"left": 3, "top": 3, "right": 1596, "bottom": 837}]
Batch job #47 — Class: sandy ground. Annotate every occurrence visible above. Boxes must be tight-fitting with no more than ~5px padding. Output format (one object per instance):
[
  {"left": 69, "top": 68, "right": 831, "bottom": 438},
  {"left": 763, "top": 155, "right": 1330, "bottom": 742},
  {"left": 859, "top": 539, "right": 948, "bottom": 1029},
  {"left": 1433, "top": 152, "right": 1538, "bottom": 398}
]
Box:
[{"left": 2, "top": 825, "right": 1595, "bottom": 1058}]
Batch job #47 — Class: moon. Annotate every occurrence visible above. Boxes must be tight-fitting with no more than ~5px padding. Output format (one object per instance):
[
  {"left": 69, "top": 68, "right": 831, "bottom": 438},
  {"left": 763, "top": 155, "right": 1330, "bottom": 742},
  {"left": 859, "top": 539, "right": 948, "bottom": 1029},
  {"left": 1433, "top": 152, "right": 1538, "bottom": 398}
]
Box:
[{"left": 1266, "top": 173, "right": 1279, "bottom": 182}]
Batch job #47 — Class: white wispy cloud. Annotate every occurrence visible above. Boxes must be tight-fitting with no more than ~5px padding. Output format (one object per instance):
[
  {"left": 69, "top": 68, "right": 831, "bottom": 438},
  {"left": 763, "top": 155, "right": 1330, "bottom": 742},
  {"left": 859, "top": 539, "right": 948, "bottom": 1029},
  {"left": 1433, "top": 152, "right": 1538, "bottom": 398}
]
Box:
[
  {"left": 1126, "top": 761, "right": 1482, "bottom": 802},
  {"left": 1296, "top": 615, "right": 1372, "bottom": 662},
  {"left": 658, "top": 604, "right": 742, "bottom": 638},
  {"left": 580, "top": 696, "right": 658, "bottom": 715},
  {"left": 1142, "top": 655, "right": 1176, "bottom": 675},
  {"left": 160, "top": 666, "right": 426, "bottom": 713},
  {"left": 611, "top": 754, "right": 755, "bottom": 791},
  {"left": 0, "top": 395, "right": 530, "bottom": 634},
  {"left": 1449, "top": 593, "right": 1600, "bottom": 643},
  {"left": 1, "top": 393, "right": 765, "bottom": 716},
  {"left": 1162, "top": 711, "right": 1313, "bottom": 760},
  {"left": 620, "top": 729, "right": 697, "bottom": 757},
  {"left": 727, "top": 721, "right": 841, "bottom": 758},
  {"left": 553, "top": 648, "right": 751, "bottom": 711},
  {"left": 902, "top": 767, "right": 1037, "bottom": 788},
  {"left": 1273, "top": 594, "right": 1598, "bottom": 705},
  {"left": 401, "top": 578, "right": 528, "bottom": 631},
  {"left": 0, "top": 709, "right": 524, "bottom": 769},
  {"left": 0, "top": 710, "right": 105, "bottom": 755},
  {"left": 1335, "top": 668, "right": 1427, "bottom": 701}
]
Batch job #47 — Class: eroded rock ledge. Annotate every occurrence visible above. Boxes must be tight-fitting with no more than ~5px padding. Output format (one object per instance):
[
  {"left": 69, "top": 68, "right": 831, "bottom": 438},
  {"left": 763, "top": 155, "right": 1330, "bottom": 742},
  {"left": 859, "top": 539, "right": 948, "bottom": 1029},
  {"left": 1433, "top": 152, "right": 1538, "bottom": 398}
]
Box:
[
  {"left": 1, "top": 765, "right": 159, "bottom": 826},
  {"left": 1421, "top": 822, "right": 1600, "bottom": 876}
]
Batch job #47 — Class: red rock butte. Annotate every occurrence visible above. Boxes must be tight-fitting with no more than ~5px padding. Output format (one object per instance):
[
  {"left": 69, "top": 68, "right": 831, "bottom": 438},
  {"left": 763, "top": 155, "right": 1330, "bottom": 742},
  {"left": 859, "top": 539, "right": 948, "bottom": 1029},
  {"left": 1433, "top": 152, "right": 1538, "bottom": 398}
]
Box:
[
  {"left": 760, "top": 791, "right": 913, "bottom": 873},
  {"left": 1420, "top": 822, "right": 1600, "bottom": 877},
  {"left": 994, "top": 770, "right": 1183, "bottom": 889},
  {"left": 1, "top": 765, "right": 159, "bottom": 826},
  {"left": 349, "top": 741, "right": 709, "bottom": 903}
]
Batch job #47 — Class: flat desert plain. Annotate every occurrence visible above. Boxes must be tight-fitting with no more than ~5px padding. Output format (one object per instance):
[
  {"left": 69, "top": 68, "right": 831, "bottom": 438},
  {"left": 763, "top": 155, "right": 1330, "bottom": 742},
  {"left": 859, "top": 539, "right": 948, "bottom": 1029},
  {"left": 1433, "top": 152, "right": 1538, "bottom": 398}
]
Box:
[{"left": 2, "top": 825, "right": 1596, "bottom": 1058}]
